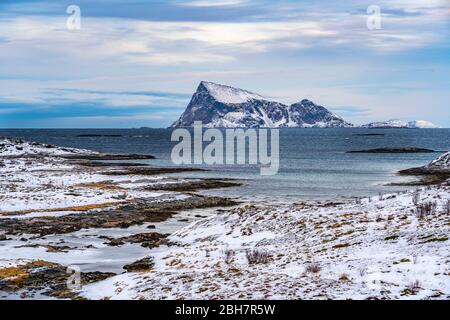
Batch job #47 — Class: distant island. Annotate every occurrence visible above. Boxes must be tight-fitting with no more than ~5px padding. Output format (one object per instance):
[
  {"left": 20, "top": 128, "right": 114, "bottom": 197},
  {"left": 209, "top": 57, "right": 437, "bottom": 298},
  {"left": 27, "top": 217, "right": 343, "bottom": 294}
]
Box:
[
  {"left": 171, "top": 81, "right": 352, "bottom": 128},
  {"left": 360, "top": 119, "right": 440, "bottom": 129},
  {"left": 348, "top": 147, "right": 436, "bottom": 154}
]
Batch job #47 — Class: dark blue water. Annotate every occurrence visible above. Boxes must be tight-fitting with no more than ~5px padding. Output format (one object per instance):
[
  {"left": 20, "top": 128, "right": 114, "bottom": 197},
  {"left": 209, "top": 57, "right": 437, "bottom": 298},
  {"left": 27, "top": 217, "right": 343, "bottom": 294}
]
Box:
[{"left": 1, "top": 128, "right": 449, "bottom": 202}]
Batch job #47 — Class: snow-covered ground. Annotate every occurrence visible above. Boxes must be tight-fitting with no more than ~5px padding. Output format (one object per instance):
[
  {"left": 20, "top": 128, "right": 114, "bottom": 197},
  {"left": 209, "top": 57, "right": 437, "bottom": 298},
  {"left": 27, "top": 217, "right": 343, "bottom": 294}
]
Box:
[
  {"left": 1, "top": 136, "right": 449, "bottom": 300},
  {"left": 0, "top": 136, "right": 95, "bottom": 157},
  {"left": 0, "top": 137, "right": 190, "bottom": 214},
  {"left": 0, "top": 156, "right": 167, "bottom": 214},
  {"left": 201, "top": 81, "right": 268, "bottom": 104},
  {"left": 82, "top": 185, "right": 450, "bottom": 300},
  {"left": 0, "top": 137, "right": 199, "bottom": 274}
]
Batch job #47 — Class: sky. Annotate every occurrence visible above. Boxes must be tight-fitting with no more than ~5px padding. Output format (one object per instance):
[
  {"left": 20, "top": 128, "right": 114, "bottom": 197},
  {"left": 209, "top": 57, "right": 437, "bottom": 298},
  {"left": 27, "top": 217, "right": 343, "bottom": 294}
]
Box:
[{"left": 0, "top": 0, "right": 449, "bottom": 128}]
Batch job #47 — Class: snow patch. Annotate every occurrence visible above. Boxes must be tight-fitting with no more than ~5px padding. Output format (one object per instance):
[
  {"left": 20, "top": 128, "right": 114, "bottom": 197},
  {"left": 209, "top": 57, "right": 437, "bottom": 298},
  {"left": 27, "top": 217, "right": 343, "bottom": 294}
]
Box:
[{"left": 202, "top": 81, "right": 267, "bottom": 104}]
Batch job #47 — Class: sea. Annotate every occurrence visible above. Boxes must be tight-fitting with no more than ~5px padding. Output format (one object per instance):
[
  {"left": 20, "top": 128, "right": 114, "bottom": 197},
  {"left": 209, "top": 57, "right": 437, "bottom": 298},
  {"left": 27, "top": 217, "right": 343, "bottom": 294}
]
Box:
[{"left": 1, "top": 128, "right": 449, "bottom": 203}]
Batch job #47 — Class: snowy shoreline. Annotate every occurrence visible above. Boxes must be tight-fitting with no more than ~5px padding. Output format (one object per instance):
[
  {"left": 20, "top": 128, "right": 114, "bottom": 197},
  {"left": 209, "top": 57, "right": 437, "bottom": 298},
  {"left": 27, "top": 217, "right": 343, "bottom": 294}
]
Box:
[
  {"left": 82, "top": 185, "right": 450, "bottom": 300},
  {"left": 0, "top": 137, "right": 237, "bottom": 298},
  {"left": 1, "top": 137, "right": 449, "bottom": 300}
]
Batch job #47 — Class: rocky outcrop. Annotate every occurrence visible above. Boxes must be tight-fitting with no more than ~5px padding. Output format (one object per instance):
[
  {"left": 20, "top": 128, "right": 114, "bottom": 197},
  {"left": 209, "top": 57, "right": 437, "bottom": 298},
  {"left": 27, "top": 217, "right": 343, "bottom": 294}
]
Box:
[
  {"left": 398, "top": 151, "right": 450, "bottom": 185},
  {"left": 348, "top": 147, "right": 436, "bottom": 153}
]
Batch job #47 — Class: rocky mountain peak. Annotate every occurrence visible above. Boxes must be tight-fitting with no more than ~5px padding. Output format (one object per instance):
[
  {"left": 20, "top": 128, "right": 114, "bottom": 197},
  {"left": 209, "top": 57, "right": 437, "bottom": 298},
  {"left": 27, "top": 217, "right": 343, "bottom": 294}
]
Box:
[{"left": 171, "top": 82, "right": 353, "bottom": 128}]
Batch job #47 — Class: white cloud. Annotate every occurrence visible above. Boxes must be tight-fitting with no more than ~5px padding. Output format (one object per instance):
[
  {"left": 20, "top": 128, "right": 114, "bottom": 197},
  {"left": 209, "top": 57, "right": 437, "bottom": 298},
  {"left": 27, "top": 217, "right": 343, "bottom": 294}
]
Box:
[
  {"left": 0, "top": 1, "right": 449, "bottom": 127},
  {"left": 1, "top": 5, "right": 447, "bottom": 70}
]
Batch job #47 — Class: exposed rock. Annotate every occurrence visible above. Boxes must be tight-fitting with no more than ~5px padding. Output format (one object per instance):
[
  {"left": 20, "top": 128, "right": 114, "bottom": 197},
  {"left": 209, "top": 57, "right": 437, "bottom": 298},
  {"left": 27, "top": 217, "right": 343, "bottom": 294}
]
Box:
[
  {"left": 106, "top": 232, "right": 167, "bottom": 248},
  {"left": 348, "top": 147, "right": 435, "bottom": 153},
  {"left": 76, "top": 161, "right": 148, "bottom": 168},
  {"left": 0, "top": 195, "right": 237, "bottom": 236},
  {"left": 15, "top": 244, "right": 72, "bottom": 253},
  {"left": 0, "top": 260, "right": 115, "bottom": 299},
  {"left": 145, "top": 179, "right": 241, "bottom": 192},
  {"left": 76, "top": 134, "right": 122, "bottom": 137},
  {"left": 101, "top": 167, "right": 204, "bottom": 176},
  {"left": 61, "top": 153, "right": 155, "bottom": 160},
  {"left": 123, "top": 257, "right": 154, "bottom": 272}
]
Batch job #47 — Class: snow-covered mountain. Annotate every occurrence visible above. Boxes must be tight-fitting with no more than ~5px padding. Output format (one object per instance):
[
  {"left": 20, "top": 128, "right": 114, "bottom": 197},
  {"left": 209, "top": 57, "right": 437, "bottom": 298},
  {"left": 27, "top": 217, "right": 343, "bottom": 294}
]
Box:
[
  {"left": 289, "top": 99, "right": 352, "bottom": 128},
  {"left": 361, "top": 119, "right": 440, "bottom": 129},
  {"left": 361, "top": 119, "right": 409, "bottom": 128},
  {"left": 171, "top": 81, "right": 353, "bottom": 128},
  {"left": 407, "top": 120, "right": 440, "bottom": 129}
]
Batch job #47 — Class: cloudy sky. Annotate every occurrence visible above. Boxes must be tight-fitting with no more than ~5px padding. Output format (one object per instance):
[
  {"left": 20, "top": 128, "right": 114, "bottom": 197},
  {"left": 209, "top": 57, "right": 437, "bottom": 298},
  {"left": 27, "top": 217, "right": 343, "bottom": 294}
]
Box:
[{"left": 0, "top": 0, "right": 449, "bottom": 128}]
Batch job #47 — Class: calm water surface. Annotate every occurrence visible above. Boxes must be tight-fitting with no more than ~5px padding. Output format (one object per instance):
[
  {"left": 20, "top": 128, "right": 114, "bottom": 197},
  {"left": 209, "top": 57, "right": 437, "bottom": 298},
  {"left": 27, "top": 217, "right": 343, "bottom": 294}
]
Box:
[{"left": 1, "top": 128, "right": 449, "bottom": 202}]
